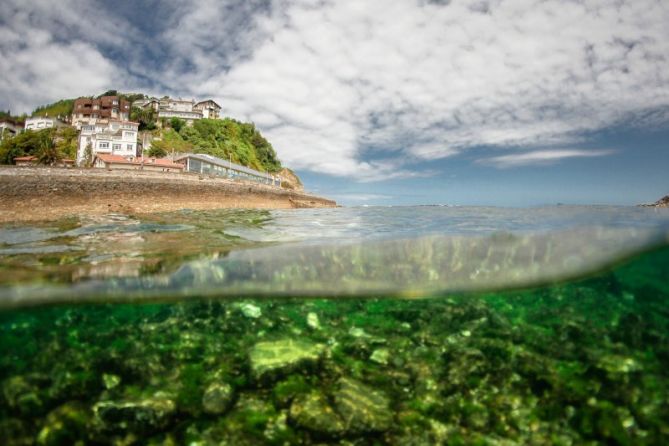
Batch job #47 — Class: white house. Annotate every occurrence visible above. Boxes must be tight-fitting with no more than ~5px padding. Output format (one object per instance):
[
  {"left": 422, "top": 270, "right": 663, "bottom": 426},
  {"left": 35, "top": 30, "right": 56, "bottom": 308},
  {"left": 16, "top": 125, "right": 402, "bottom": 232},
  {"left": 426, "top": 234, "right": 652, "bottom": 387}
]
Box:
[
  {"left": 133, "top": 97, "right": 222, "bottom": 125},
  {"left": 0, "top": 119, "right": 21, "bottom": 141},
  {"left": 77, "top": 120, "right": 139, "bottom": 165},
  {"left": 24, "top": 117, "right": 66, "bottom": 131}
]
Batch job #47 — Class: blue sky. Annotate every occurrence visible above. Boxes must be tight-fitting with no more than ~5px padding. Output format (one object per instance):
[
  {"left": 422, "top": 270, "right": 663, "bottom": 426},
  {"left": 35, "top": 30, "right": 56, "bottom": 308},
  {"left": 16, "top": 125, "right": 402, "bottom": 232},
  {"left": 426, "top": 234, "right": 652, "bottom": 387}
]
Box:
[{"left": 1, "top": 0, "right": 668, "bottom": 206}]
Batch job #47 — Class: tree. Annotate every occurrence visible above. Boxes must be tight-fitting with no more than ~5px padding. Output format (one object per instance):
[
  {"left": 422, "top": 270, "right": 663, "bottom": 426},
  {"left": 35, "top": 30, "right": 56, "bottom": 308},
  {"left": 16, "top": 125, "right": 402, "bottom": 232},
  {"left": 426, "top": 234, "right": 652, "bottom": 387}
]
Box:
[
  {"left": 147, "top": 145, "right": 167, "bottom": 158},
  {"left": 83, "top": 143, "right": 94, "bottom": 168},
  {"left": 55, "top": 127, "right": 79, "bottom": 159},
  {"left": 130, "top": 106, "right": 157, "bottom": 131},
  {"left": 35, "top": 130, "right": 61, "bottom": 165},
  {"left": 170, "top": 117, "right": 185, "bottom": 133}
]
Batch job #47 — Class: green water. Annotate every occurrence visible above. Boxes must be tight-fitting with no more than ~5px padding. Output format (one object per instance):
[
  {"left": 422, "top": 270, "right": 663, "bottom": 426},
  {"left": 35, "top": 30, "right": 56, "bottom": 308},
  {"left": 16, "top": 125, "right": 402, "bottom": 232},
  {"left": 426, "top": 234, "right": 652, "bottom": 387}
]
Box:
[{"left": 1, "top": 246, "right": 668, "bottom": 445}]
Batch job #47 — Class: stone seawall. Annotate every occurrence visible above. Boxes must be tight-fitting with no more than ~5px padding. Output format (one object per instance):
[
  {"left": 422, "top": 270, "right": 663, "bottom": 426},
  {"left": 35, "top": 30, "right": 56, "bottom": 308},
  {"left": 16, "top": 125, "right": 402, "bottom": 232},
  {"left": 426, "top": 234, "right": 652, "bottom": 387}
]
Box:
[{"left": 0, "top": 167, "right": 337, "bottom": 222}]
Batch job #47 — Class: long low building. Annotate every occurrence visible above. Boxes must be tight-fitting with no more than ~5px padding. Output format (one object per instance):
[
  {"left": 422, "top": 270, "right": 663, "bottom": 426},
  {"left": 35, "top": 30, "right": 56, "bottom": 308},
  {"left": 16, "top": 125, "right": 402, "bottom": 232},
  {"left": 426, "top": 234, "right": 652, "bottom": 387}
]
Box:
[{"left": 175, "top": 153, "right": 280, "bottom": 187}]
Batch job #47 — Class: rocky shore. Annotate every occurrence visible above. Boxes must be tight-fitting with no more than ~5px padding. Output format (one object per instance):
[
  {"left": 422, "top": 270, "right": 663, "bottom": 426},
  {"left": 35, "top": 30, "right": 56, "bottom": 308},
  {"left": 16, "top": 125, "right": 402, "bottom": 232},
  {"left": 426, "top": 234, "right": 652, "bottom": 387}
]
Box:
[{"left": 0, "top": 167, "right": 336, "bottom": 222}]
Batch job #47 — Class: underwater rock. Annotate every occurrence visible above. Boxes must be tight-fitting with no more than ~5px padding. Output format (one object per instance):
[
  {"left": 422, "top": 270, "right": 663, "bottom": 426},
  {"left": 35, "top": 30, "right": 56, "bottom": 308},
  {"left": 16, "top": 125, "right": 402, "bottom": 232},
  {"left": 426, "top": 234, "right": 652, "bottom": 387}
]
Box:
[
  {"left": 307, "top": 312, "right": 320, "bottom": 330},
  {"left": 370, "top": 348, "right": 390, "bottom": 365},
  {"left": 249, "top": 339, "right": 325, "bottom": 382},
  {"left": 36, "top": 402, "right": 89, "bottom": 446},
  {"left": 289, "top": 391, "right": 346, "bottom": 436},
  {"left": 333, "top": 377, "right": 393, "bottom": 434},
  {"left": 239, "top": 303, "right": 262, "bottom": 319},
  {"left": 202, "top": 382, "right": 234, "bottom": 415},
  {"left": 102, "top": 373, "right": 121, "bottom": 390},
  {"left": 93, "top": 392, "right": 176, "bottom": 434},
  {"left": 2, "top": 375, "right": 49, "bottom": 415}
]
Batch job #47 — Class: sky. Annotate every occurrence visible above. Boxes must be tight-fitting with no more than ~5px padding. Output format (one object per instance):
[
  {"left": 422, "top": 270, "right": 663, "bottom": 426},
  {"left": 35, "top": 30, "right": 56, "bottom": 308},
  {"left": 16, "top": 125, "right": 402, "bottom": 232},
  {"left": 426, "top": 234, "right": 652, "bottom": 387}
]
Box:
[{"left": 1, "top": 0, "right": 668, "bottom": 206}]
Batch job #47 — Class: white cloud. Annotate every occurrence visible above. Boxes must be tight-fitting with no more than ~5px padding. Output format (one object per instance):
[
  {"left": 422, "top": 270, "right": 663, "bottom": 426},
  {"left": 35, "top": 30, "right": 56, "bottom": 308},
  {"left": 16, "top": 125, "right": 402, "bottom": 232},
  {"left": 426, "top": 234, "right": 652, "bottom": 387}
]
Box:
[
  {"left": 479, "top": 149, "right": 615, "bottom": 168},
  {"left": 196, "top": 0, "right": 669, "bottom": 178},
  {"left": 2, "top": 0, "right": 668, "bottom": 180}
]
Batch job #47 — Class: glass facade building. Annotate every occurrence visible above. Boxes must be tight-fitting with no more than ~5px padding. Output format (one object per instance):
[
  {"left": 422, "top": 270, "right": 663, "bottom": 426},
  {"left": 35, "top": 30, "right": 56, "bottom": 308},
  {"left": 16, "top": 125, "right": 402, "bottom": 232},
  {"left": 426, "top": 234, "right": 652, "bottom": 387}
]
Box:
[{"left": 176, "top": 154, "right": 280, "bottom": 187}]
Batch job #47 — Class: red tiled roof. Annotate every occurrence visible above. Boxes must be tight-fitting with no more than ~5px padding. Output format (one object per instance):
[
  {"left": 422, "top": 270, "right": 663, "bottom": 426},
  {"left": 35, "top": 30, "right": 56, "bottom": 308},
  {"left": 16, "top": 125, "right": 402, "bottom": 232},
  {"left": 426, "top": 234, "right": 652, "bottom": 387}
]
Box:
[
  {"left": 14, "top": 156, "right": 37, "bottom": 161},
  {"left": 95, "top": 154, "right": 183, "bottom": 169}
]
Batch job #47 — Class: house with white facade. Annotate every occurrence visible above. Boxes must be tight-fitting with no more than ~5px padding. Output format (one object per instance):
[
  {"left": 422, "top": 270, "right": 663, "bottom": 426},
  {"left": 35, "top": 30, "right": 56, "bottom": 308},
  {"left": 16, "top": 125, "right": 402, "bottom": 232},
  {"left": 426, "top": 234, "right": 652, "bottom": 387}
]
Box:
[
  {"left": 24, "top": 117, "right": 66, "bottom": 131},
  {"left": 193, "top": 100, "right": 221, "bottom": 119},
  {"left": 77, "top": 120, "right": 139, "bottom": 165},
  {"left": 132, "top": 97, "right": 222, "bottom": 125},
  {"left": 0, "top": 119, "right": 21, "bottom": 142}
]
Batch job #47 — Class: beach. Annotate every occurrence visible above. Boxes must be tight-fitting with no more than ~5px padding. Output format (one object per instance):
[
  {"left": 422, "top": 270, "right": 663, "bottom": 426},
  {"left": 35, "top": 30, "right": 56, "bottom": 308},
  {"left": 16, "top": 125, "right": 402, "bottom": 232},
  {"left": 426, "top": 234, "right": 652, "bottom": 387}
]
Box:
[{"left": 0, "top": 167, "right": 336, "bottom": 223}]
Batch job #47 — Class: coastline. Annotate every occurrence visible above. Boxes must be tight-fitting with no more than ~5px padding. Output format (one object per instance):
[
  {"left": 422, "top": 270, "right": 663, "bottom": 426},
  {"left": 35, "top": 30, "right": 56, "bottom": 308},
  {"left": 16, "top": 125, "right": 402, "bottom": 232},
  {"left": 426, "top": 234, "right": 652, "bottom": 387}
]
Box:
[{"left": 0, "top": 166, "right": 337, "bottom": 223}]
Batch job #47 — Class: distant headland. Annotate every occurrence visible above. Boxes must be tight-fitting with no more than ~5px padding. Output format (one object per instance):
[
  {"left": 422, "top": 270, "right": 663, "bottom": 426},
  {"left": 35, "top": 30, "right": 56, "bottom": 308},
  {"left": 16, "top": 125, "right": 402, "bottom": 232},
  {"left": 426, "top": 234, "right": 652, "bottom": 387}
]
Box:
[{"left": 639, "top": 195, "right": 669, "bottom": 208}]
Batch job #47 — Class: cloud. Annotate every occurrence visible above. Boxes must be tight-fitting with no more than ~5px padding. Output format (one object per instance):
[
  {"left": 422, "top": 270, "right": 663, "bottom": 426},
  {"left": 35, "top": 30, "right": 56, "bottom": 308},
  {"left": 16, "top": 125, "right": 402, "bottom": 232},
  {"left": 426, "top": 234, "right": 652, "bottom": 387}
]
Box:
[
  {"left": 1, "top": 0, "right": 668, "bottom": 180},
  {"left": 478, "top": 149, "right": 616, "bottom": 168}
]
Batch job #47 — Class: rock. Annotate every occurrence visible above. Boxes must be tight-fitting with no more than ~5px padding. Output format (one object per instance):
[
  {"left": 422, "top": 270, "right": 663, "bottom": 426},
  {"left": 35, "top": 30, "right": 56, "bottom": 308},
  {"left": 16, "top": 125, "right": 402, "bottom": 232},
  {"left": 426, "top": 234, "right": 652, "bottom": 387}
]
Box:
[
  {"left": 249, "top": 339, "right": 325, "bottom": 381},
  {"left": 102, "top": 374, "right": 121, "bottom": 390},
  {"left": 2, "top": 375, "right": 48, "bottom": 415},
  {"left": 202, "top": 382, "right": 234, "bottom": 415},
  {"left": 306, "top": 312, "right": 320, "bottom": 330},
  {"left": 289, "top": 391, "right": 346, "bottom": 436},
  {"left": 93, "top": 393, "right": 176, "bottom": 434},
  {"left": 370, "top": 348, "right": 390, "bottom": 365},
  {"left": 36, "top": 402, "right": 89, "bottom": 446},
  {"left": 333, "top": 377, "right": 393, "bottom": 434},
  {"left": 239, "top": 303, "right": 262, "bottom": 319},
  {"left": 277, "top": 168, "right": 304, "bottom": 191}
]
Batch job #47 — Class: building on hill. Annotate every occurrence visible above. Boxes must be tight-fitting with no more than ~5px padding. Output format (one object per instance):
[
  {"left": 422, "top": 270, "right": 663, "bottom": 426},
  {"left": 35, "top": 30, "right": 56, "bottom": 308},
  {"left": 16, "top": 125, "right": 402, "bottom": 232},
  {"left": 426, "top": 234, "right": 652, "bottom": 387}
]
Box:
[
  {"left": 193, "top": 100, "right": 221, "bottom": 119},
  {"left": 175, "top": 153, "right": 281, "bottom": 187},
  {"left": 132, "top": 97, "right": 222, "bottom": 125},
  {"left": 24, "top": 117, "right": 67, "bottom": 131},
  {"left": 0, "top": 119, "right": 21, "bottom": 141},
  {"left": 77, "top": 120, "right": 139, "bottom": 165},
  {"left": 71, "top": 96, "right": 130, "bottom": 129},
  {"left": 94, "top": 154, "right": 184, "bottom": 172}
]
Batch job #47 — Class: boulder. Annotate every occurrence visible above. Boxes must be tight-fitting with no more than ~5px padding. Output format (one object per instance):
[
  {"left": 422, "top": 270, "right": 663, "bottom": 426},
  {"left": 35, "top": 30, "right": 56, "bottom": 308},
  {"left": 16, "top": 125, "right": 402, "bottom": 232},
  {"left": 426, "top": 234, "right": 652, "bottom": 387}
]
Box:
[
  {"left": 93, "top": 393, "right": 176, "bottom": 434},
  {"left": 333, "top": 378, "right": 392, "bottom": 434},
  {"left": 249, "top": 339, "right": 324, "bottom": 381},
  {"left": 289, "top": 391, "right": 346, "bottom": 436},
  {"left": 202, "top": 382, "right": 234, "bottom": 415}
]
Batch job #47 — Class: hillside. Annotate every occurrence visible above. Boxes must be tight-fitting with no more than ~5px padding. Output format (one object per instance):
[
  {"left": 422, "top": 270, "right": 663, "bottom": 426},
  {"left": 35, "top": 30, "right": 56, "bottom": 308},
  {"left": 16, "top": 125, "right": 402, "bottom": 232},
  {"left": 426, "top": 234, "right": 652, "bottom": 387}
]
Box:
[
  {"left": 1, "top": 91, "right": 287, "bottom": 177},
  {"left": 148, "top": 118, "right": 282, "bottom": 173}
]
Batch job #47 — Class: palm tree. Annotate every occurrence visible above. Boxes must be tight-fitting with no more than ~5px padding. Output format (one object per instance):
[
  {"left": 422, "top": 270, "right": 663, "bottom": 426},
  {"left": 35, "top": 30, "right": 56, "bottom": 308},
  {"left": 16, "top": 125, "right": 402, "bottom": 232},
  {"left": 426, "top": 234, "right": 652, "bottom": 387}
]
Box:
[{"left": 36, "top": 130, "right": 61, "bottom": 166}]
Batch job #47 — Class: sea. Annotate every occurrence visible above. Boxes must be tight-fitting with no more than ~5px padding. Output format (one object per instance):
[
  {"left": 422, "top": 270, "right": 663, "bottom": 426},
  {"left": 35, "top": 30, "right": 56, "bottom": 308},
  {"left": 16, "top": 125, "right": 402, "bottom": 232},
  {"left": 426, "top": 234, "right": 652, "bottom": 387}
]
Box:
[{"left": 0, "top": 205, "right": 668, "bottom": 445}]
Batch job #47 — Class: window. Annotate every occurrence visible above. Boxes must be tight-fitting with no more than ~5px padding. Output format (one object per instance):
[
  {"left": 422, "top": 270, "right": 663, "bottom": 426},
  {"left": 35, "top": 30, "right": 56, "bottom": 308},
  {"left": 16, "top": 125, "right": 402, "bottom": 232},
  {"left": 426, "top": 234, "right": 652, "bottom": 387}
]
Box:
[
  {"left": 99, "top": 142, "right": 109, "bottom": 149},
  {"left": 112, "top": 100, "right": 118, "bottom": 105},
  {"left": 124, "top": 131, "right": 135, "bottom": 139},
  {"left": 112, "top": 144, "right": 121, "bottom": 151},
  {"left": 127, "top": 144, "right": 133, "bottom": 151}
]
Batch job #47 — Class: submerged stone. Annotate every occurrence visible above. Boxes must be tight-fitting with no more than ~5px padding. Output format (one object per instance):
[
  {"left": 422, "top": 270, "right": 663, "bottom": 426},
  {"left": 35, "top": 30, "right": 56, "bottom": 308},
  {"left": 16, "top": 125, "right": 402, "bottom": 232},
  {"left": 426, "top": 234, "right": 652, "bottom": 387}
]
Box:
[
  {"left": 307, "top": 312, "right": 320, "bottom": 330},
  {"left": 333, "top": 377, "right": 392, "bottom": 434},
  {"left": 289, "top": 391, "right": 346, "bottom": 436},
  {"left": 93, "top": 393, "right": 176, "bottom": 434},
  {"left": 36, "top": 402, "right": 89, "bottom": 446},
  {"left": 202, "top": 382, "right": 234, "bottom": 415},
  {"left": 240, "top": 303, "right": 262, "bottom": 319},
  {"left": 249, "top": 339, "right": 325, "bottom": 381},
  {"left": 370, "top": 348, "right": 390, "bottom": 365}
]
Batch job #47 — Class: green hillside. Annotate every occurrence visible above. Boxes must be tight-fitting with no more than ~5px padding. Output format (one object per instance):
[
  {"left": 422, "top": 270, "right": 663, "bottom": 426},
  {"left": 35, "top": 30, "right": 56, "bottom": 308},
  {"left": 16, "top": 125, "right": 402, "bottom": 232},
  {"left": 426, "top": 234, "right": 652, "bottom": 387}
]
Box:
[
  {"left": 2, "top": 92, "right": 284, "bottom": 174},
  {"left": 148, "top": 118, "right": 282, "bottom": 173},
  {"left": 32, "top": 99, "right": 75, "bottom": 119}
]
